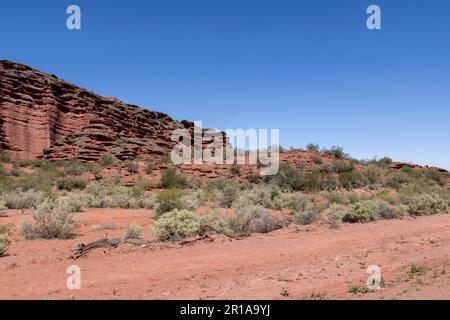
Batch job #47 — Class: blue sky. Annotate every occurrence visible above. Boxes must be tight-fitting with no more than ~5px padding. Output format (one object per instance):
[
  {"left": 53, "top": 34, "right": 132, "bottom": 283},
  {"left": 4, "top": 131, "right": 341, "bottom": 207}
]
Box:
[{"left": 1, "top": 0, "right": 449, "bottom": 169}]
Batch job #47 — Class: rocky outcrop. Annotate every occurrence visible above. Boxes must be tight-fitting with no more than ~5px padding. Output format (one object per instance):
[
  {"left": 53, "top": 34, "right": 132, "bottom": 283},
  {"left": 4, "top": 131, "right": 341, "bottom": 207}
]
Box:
[{"left": 0, "top": 60, "right": 227, "bottom": 162}]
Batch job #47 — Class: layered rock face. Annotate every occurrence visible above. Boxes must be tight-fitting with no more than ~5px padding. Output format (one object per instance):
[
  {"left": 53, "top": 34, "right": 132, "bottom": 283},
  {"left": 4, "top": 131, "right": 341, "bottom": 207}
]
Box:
[{"left": 0, "top": 60, "right": 226, "bottom": 162}]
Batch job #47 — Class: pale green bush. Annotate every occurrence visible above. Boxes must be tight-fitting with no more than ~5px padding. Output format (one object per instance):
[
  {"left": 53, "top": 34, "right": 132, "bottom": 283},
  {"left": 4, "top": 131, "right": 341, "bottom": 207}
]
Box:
[
  {"left": 125, "top": 224, "right": 142, "bottom": 239},
  {"left": 228, "top": 206, "right": 279, "bottom": 236},
  {"left": 82, "top": 182, "right": 154, "bottom": 209},
  {"left": 294, "top": 209, "right": 320, "bottom": 225},
  {"left": 342, "top": 200, "right": 381, "bottom": 223},
  {"left": 154, "top": 189, "right": 185, "bottom": 218},
  {"left": 21, "top": 200, "right": 79, "bottom": 239},
  {"left": 272, "top": 192, "right": 308, "bottom": 211},
  {"left": 232, "top": 185, "right": 280, "bottom": 210},
  {"left": 152, "top": 209, "right": 200, "bottom": 241},
  {"left": 0, "top": 233, "right": 11, "bottom": 256},
  {"left": 181, "top": 191, "right": 205, "bottom": 211},
  {"left": 199, "top": 212, "right": 232, "bottom": 236},
  {"left": 2, "top": 189, "right": 45, "bottom": 211},
  {"left": 404, "top": 194, "right": 448, "bottom": 216}
]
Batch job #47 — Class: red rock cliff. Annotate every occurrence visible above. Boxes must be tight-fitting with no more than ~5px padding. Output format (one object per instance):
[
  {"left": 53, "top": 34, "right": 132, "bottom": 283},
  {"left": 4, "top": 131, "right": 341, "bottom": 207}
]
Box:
[{"left": 0, "top": 60, "right": 227, "bottom": 162}]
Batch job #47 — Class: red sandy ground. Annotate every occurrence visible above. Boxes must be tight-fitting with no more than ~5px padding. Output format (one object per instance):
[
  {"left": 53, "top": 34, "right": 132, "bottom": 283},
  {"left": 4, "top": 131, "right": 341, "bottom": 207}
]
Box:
[{"left": 1, "top": 209, "right": 450, "bottom": 300}]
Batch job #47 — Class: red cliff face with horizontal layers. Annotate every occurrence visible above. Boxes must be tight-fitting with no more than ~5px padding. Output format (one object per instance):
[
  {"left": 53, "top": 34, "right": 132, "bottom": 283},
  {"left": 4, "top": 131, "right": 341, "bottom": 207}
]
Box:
[{"left": 0, "top": 60, "right": 227, "bottom": 162}]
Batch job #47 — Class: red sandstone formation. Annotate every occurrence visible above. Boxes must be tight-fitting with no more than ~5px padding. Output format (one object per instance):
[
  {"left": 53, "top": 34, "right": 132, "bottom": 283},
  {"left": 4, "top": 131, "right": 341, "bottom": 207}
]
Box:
[{"left": 0, "top": 60, "right": 227, "bottom": 162}]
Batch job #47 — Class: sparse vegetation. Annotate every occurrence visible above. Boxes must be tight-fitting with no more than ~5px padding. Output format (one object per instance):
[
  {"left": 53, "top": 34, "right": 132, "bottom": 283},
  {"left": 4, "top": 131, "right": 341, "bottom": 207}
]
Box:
[
  {"left": 152, "top": 209, "right": 200, "bottom": 241},
  {"left": 125, "top": 224, "right": 142, "bottom": 239},
  {"left": 21, "top": 200, "right": 79, "bottom": 240},
  {"left": 228, "top": 206, "right": 279, "bottom": 236},
  {"left": 154, "top": 189, "right": 185, "bottom": 218},
  {"left": 56, "top": 178, "right": 87, "bottom": 191},
  {"left": 159, "top": 168, "right": 188, "bottom": 189}
]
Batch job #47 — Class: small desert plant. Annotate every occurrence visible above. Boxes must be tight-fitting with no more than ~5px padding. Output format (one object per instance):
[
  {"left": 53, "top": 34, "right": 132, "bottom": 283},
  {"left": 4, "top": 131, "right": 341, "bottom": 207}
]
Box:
[
  {"left": 294, "top": 209, "right": 320, "bottom": 225},
  {"left": 199, "top": 212, "right": 232, "bottom": 236},
  {"left": 232, "top": 185, "right": 281, "bottom": 210},
  {"left": 0, "top": 223, "right": 13, "bottom": 256},
  {"left": 126, "top": 161, "right": 139, "bottom": 174},
  {"left": 0, "top": 233, "right": 11, "bottom": 256},
  {"left": 363, "top": 165, "right": 386, "bottom": 185},
  {"left": 265, "top": 164, "right": 303, "bottom": 191},
  {"left": 1, "top": 189, "right": 46, "bottom": 212},
  {"left": 63, "top": 160, "right": 92, "bottom": 176},
  {"left": 56, "top": 178, "right": 87, "bottom": 191},
  {"left": 331, "top": 160, "right": 355, "bottom": 174},
  {"left": 404, "top": 194, "right": 448, "bottom": 216},
  {"left": 273, "top": 192, "right": 308, "bottom": 211},
  {"left": 323, "top": 146, "right": 348, "bottom": 159},
  {"left": 181, "top": 191, "right": 205, "bottom": 211},
  {"left": 159, "top": 168, "right": 188, "bottom": 189},
  {"left": 210, "top": 179, "right": 240, "bottom": 208},
  {"left": 342, "top": 200, "right": 381, "bottom": 223},
  {"left": 339, "top": 171, "right": 367, "bottom": 189},
  {"left": 323, "top": 190, "right": 348, "bottom": 205},
  {"left": 125, "top": 224, "right": 142, "bottom": 239},
  {"left": 99, "top": 155, "right": 118, "bottom": 167},
  {"left": 154, "top": 189, "right": 185, "bottom": 218},
  {"left": 152, "top": 209, "right": 200, "bottom": 241},
  {"left": 228, "top": 206, "right": 279, "bottom": 236},
  {"left": 306, "top": 143, "right": 320, "bottom": 152},
  {"left": 21, "top": 201, "right": 79, "bottom": 239}
]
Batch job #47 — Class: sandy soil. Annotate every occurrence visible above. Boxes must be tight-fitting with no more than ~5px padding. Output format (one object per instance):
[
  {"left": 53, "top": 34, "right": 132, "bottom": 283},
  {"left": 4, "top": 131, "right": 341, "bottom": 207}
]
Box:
[{"left": 1, "top": 208, "right": 450, "bottom": 300}]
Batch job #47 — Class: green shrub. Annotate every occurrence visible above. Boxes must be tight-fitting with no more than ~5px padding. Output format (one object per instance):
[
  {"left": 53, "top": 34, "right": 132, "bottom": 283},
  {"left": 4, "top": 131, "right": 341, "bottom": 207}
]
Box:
[
  {"left": 125, "top": 224, "right": 142, "bottom": 239},
  {"left": 339, "top": 171, "right": 367, "bottom": 189},
  {"left": 181, "top": 191, "right": 205, "bottom": 211},
  {"left": 228, "top": 206, "right": 279, "bottom": 236},
  {"left": 232, "top": 185, "right": 281, "bottom": 210},
  {"left": 295, "top": 209, "right": 320, "bottom": 225},
  {"left": 126, "top": 161, "right": 139, "bottom": 174},
  {"left": 159, "top": 168, "right": 188, "bottom": 189},
  {"left": 273, "top": 192, "right": 308, "bottom": 211},
  {"left": 63, "top": 160, "right": 92, "bottom": 176},
  {"left": 323, "top": 190, "right": 348, "bottom": 205},
  {"left": 323, "top": 146, "right": 348, "bottom": 159},
  {"left": 424, "top": 169, "right": 447, "bottom": 186},
  {"left": 0, "top": 152, "right": 11, "bottom": 163},
  {"left": 21, "top": 201, "right": 79, "bottom": 239},
  {"left": 342, "top": 200, "right": 381, "bottom": 223},
  {"left": 99, "top": 155, "right": 118, "bottom": 167},
  {"left": 210, "top": 179, "right": 240, "bottom": 208},
  {"left": 0, "top": 233, "right": 11, "bottom": 256},
  {"left": 152, "top": 209, "right": 200, "bottom": 241},
  {"left": 12, "top": 169, "right": 60, "bottom": 192},
  {"left": 155, "top": 189, "right": 185, "bottom": 218},
  {"left": 2, "top": 189, "right": 46, "bottom": 211},
  {"left": 363, "top": 165, "right": 386, "bottom": 185},
  {"left": 404, "top": 194, "right": 448, "bottom": 216},
  {"left": 265, "top": 164, "right": 303, "bottom": 191},
  {"left": 56, "top": 178, "right": 87, "bottom": 191},
  {"left": 199, "top": 212, "right": 232, "bottom": 236},
  {"left": 246, "top": 172, "right": 261, "bottom": 184},
  {"left": 331, "top": 161, "right": 355, "bottom": 174},
  {"left": 56, "top": 195, "right": 86, "bottom": 213},
  {"left": 302, "top": 169, "right": 339, "bottom": 192},
  {"left": 306, "top": 144, "right": 320, "bottom": 152},
  {"left": 82, "top": 182, "right": 154, "bottom": 209}
]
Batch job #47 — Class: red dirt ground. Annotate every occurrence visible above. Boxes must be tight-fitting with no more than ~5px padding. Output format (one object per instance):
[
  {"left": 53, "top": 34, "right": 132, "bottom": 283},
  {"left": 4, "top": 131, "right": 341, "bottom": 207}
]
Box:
[{"left": 1, "top": 209, "right": 450, "bottom": 300}]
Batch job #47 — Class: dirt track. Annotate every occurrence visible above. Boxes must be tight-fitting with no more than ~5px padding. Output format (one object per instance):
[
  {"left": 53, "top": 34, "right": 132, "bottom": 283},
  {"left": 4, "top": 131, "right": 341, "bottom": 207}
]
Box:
[{"left": 1, "top": 209, "right": 450, "bottom": 300}]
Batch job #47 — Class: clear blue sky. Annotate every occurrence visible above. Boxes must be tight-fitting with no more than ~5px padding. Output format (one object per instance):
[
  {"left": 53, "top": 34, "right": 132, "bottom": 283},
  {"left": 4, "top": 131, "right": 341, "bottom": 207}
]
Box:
[{"left": 1, "top": 0, "right": 449, "bottom": 169}]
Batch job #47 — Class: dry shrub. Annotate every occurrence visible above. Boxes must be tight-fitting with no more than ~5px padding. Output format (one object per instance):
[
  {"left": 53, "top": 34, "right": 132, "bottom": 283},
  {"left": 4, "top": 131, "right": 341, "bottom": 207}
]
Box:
[
  {"left": 153, "top": 209, "right": 200, "bottom": 241},
  {"left": 228, "top": 206, "right": 279, "bottom": 236},
  {"left": 21, "top": 201, "right": 79, "bottom": 239}
]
